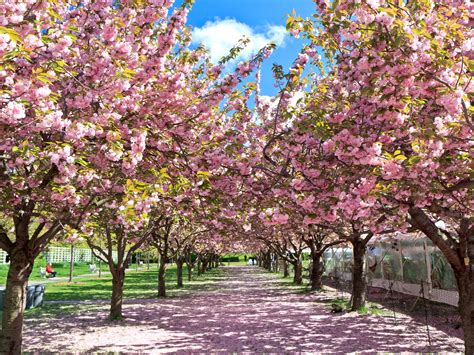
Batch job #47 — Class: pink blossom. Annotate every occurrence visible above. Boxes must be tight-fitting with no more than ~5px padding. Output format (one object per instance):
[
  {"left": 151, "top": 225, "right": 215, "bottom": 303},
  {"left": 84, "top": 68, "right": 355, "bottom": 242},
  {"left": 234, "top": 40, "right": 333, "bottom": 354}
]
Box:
[
  {"left": 375, "top": 12, "right": 394, "bottom": 28},
  {"left": 4, "top": 101, "right": 26, "bottom": 121},
  {"left": 36, "top": 86, "right": 51, "bottom": 98},
  {"left": 366, "top": 0, "right": 380, "bottom": 9},
  {"left": 303, "top": 215, "right": 319, "bottom": 225},
  {"left": 103, "top": 25, "right": 118, "bottom": 41}
]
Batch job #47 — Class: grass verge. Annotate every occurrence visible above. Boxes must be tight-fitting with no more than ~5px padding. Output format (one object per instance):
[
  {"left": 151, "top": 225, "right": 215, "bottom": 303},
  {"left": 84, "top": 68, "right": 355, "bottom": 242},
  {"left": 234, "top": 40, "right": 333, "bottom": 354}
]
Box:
[{"left": 24, "top": 264, "right": 226, "bottom": 319}]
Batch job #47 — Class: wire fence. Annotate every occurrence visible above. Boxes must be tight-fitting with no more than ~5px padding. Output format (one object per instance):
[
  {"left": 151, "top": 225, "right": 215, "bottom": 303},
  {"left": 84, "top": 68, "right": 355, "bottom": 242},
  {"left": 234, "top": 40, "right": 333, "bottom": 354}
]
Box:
[
  {"left": 323, "top": 237, "right": 458, "bottom": 307},
  {"left": 0, "top": 246, "right": 118, "bottom": 264},
  {"left": 322, "top": 236, "right": 462, "bottom": 350}
]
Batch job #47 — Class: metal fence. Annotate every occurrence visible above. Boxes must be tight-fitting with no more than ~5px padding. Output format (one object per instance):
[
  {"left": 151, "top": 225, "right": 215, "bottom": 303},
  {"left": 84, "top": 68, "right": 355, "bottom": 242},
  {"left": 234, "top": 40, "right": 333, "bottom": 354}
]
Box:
[{"left": 323, "top": 236, "right": 458, "bottom": 307}]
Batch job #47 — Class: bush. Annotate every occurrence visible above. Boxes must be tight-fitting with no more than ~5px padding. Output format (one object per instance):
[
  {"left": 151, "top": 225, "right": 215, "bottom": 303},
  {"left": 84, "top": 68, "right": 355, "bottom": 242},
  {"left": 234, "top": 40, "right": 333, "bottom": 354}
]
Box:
[{"left": 52, "top": 262, "right": 68, "bottom": 268}]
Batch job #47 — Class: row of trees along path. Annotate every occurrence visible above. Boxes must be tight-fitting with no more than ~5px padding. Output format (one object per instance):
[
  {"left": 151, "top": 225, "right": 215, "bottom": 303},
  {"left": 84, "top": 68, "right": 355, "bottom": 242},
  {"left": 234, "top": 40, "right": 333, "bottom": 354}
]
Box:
[{"left": 1, "top": 0, "right": 472, "bottom": 353}]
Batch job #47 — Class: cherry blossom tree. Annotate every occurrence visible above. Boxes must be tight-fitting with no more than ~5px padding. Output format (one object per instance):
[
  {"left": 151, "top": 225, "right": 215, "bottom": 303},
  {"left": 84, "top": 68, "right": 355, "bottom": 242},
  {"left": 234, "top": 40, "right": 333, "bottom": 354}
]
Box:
[
  {"left": 0, "top": 0, "right": 190, "bottom": 349},
  {"left": 169, "top": 218, "right": 210, "bottom": 287},
  {"left": 302, "top": 224, "right": 344, "bottom": 291},
  {"left": 288, "top": 0, "right": 473, "bottom": 350},
  {"left": 0, "top": 0, "right": 270, "bottom": 350},
  {"left": 84, "top": 180, "right": 160, "bottom": 319}
]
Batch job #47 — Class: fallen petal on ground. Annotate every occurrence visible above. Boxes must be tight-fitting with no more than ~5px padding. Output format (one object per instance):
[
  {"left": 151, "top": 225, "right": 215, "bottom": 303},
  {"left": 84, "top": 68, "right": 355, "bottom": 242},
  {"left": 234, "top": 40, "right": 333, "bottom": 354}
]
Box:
[{"left": 23, "top": 266, "right": 463, "bottom": 353}]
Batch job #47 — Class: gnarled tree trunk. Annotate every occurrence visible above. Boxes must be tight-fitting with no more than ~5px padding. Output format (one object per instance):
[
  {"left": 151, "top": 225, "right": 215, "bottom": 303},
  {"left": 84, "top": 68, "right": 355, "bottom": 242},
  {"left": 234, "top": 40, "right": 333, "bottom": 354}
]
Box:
[
  {"left": 293, "top": 259, "right": 303, "bottom": 285},
  {"left": 457, "top": 271, "right": 474, "bottom": 354},
  {"left": 158, "top": 255, "right": 167, "bottom": 297},
  {"left": 263, "top": 251, "right": 271, "bottom": 270},
  {"left": 351, "top": 239, "right": 367, "bottom": 311},
  {"left": 283, "top": 259, "right": 289, "bottom": 278},
  {"left": 186, "top": 252, "right": 194, "bottom": 281},
  {"left": 109, "top": 267, "right": 125, "bottom": 320},
  {"left": 0, "top": 249, "right": 34, "bottom": 354},
  {"left": 310, "top": 252, "right": 324, "bottom": 291},
  {"left": 197, "top": 259, "right": 202, "bottom": 276},
  {"left": 200, "top": 258, "right": 209, "bottom": 274},
  {"left": 176, "top": 259, "right": 184, "bottom": 288}
]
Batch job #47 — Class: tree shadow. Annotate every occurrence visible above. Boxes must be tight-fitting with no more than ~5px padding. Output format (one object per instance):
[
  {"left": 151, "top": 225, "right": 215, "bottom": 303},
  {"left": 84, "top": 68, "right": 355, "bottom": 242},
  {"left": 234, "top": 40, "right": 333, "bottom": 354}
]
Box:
[{"left": 23, "top": 266, "right": 463, "bottom": 353}]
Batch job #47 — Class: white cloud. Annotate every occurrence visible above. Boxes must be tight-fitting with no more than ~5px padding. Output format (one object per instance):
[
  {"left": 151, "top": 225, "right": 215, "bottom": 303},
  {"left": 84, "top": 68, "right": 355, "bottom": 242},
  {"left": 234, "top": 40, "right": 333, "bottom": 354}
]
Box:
[
  {"left": 192, "top": 18, "right": 287, "bottom": 63},
  {"left": 256, "top": 91, "right": 305, "bottom": 128},
  {"left": 259, "top": 91, "right": 305, "bottom": 109}
]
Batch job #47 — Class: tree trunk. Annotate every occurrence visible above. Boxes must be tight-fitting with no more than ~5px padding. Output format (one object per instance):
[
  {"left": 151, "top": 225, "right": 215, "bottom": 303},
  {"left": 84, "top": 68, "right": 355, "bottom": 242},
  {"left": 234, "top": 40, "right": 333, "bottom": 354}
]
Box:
[
  {"left": 283, "top": 259, "right": 289, "bottom": 278},
  {"left": 176, "top": 260, "right": 184, "bottom": 288},
  {"left": 310, "top": 252, "right": 324, "bottom": 291},
  {"left": 351, "top": 239, "right": 367, "bottom": 311},
  {"left": 263, "top": 252, "right": 271, "bottom": 270},
  {"left": 293, "top": 259, "right": 303, "bottom": 285},
  {"left": 109, "top": 267, "right": 125, "bottom": 320},
  {"left": 273, "top": 255, "right": 279, "bottom": 272},
  {"left": 0, "top": 251, "right": 34, "bottom": 354},
  {"left": 68, "top": 244, "right": 74, "bottom": 282},
  {"left": 409, "top": 207, "right": 474, "bottom": 353},
  {"left": 186, "top": 252, "right": 193, "bottom": 281},
  {"left": 187, "top": 263, "right": 193, "bottom": 281},
  {"left": 197, "top": 259, "right": 202, "bottom": 276},
  {"left": 158, "top": 256, "right": 167, "bottom": 297},
  {"left": 201, "top": 259, "right": 209, "bottom": 274},
  {"left": 457, "top": 269, "right": 474, "bottom": 354}
]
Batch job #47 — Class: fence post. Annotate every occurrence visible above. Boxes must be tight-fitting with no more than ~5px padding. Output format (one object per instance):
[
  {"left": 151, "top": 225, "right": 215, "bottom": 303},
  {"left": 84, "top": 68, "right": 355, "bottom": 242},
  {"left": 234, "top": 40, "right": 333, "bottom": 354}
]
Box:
[
  {"left": 423, "top": 241, "right": 433, "bottom": 294},
  {"left": 68, "top": 244, "right": 74, "bottom": 282},
  {"left": 380, "top": 243, "right": 385, "bottom": 281},
  {"left": 398, "top": 241, "right": 404, "bottom": 283}
]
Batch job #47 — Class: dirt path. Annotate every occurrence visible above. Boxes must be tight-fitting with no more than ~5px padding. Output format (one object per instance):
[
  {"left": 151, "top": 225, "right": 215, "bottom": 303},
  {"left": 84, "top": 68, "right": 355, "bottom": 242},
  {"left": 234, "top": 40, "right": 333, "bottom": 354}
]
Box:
[{"left": 23, "top": 266, "right": 463, "bottom": 353}]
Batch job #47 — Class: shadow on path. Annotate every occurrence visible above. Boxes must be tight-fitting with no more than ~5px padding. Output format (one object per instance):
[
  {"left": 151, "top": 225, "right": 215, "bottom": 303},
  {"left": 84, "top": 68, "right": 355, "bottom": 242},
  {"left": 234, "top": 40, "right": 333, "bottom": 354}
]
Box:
[{"left": 23, "top": 266, "right": 463, "bottom": 353}]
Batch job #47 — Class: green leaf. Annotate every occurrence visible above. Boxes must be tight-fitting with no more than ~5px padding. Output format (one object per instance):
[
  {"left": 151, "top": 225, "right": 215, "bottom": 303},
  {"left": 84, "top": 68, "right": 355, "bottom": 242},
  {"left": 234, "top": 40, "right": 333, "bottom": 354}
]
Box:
[
  {"left": 197, "top": 171, "right": 211, "bottom": 178},
  {"left": 36, "top": 73, "right": 53, "bottom": 85},
  {"left": 0, "top": 26, "right": 22, "bottom": 42},
  {"left": 76, "top": 157, "right": 89, "bottom": 167},
  {"left": 47, "top": 8, "right": 63, "bottom": 22}
]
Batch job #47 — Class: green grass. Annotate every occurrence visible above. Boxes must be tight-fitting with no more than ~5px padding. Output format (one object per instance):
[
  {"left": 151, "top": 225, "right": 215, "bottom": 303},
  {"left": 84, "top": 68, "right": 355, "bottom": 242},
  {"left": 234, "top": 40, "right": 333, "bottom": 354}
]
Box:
[
  {"left": 356, "top": 303, "right": 389, "bottom": 316},
  {"left": 40, "top": 264, "right": 220, "bottom": 302},
  {"left": 320, "top": 297, "right": 391, "bottom": 316},
  {"left": 324, "top": 297, "right": 350, "bottom": 310},
  {"left": 0, "top": 262, "right": 110, "bottom": 286},
  {"left": 25, "top": 264, "right": 225, "bottom": 319}
]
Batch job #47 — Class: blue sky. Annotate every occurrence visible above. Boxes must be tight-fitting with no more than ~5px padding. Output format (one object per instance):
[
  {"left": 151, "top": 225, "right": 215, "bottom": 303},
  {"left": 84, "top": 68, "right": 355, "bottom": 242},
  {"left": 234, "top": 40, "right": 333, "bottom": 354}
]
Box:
[{"left": 185, "top": 0, "right": 315, "bottom": 95}]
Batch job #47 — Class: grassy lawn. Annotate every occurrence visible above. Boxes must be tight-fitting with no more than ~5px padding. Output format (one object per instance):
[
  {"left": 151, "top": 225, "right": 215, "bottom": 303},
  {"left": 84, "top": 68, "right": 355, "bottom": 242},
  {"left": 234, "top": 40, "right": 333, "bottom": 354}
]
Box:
[
  {"left": 41, "top": 264, "right": 179, "bottom": 302},
  {"left": 31, "top": 262, "right": 232, "bottom": 302},
  {"left": 24, "top": 264, "right": 225, "bottom": 319},
  {"left": 0, "top": 262, "right": 110, "bottom": 286}
]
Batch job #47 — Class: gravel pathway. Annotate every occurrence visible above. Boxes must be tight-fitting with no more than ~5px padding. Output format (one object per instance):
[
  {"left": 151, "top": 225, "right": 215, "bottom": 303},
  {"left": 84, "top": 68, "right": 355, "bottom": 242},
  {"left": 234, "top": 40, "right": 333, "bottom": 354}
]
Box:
[{"left": 23, "top": 266, "right": 463, "bottom": 353}]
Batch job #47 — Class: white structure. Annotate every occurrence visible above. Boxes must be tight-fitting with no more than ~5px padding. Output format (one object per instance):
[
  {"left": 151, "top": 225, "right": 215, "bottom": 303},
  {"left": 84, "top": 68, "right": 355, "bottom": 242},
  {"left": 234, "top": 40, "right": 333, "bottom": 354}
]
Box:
[
  {"left": 323, "top": 235, "right": 458, "bottom": 307},
  {"left": 0, "top": 246, "right": 118, "bottom": 265}
]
